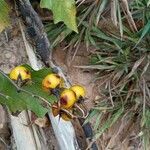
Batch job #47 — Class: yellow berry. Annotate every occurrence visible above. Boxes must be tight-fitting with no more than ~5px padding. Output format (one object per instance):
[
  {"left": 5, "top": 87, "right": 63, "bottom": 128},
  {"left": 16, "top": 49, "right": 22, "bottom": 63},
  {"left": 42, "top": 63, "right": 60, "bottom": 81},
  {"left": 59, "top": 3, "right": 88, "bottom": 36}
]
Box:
[
  {"left": 42, "top": 74, "right": 63, "bottom": 91},
  {"left": 70, "top": 85, "right": 86, "bottom": 100},
  {"left": 60, "top": 89, "right": 76, "bottom": 109},
  {"left": 9, "top": 66, "right": 31, "bottom": 81}
]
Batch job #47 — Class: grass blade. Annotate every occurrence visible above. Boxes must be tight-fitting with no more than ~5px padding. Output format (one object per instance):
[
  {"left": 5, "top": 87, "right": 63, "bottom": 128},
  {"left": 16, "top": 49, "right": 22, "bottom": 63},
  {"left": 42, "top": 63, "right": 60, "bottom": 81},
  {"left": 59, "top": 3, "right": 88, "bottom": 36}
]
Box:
[
  {"left": 94, "top": 107, "right": 124, "bottom": 139},
  {"left": 134, "top": 20, "right": 150, "bottom": 48}
]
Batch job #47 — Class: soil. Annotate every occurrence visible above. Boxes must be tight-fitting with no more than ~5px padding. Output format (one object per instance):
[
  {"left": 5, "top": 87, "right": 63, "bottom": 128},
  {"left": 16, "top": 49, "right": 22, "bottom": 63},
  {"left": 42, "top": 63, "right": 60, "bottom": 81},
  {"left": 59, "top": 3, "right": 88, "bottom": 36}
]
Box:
[
  {"left": 0, "top": 3, "right": 144, "bottom": 150},
  {"left": 0, "top": 14, "right": 27, "bottom": 149},
  {"left": 52, "top": 45, "right": 143, "bottom": 150},
  {"left": 52, "top": 45, "right": 99, "bottom": 110},
  {"left": 0, "top": 106, "right": 11, "bottom": 150}
]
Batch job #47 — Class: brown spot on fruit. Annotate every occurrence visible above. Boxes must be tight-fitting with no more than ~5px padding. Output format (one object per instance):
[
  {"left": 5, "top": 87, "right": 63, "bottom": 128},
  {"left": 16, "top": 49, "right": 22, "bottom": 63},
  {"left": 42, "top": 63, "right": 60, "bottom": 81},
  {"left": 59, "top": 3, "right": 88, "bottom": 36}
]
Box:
[
  {"left": 46, "top": 80, "right": 51, "bottom": 85},
  {"left": 60, "top": 89, "right": 77, "bottom": 109},
  {"left": 60, "top": 96, "right": 68, "bottom": 105}
]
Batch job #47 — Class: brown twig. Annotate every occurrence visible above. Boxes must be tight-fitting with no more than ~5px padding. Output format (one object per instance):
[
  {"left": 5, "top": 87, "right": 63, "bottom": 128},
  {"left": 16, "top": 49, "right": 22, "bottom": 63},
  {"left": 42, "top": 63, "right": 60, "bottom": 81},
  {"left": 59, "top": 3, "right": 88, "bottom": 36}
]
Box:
[
  {"left": 111, "top": 0, "right": 117, "bottom": 26},
  {"left": 74, "top": 103, "right": 89, "bottom": 118},
  {"left": 121, "top": 0, "right": 138, "bottom": 32}
]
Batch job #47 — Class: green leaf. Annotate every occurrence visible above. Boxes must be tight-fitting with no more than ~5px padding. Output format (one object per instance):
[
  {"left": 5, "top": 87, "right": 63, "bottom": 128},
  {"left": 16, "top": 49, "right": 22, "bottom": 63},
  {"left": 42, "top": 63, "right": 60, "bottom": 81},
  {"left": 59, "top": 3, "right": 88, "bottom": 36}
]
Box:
[
  {"left": 94, "top": 108, "right": 124, "bottom": 139},
  {"left": 0, "top": 66, "right": 57, "bottom": 117},
  {"left": 96, "top": 0, "right": 108, "bottom": 25},
  {"left": 134, "top": 20, "right": 150, "bottom": 48},
  {"left": 91, "top": 27, "right": 121, "bottom": 47},
  {"left": 94, "top": 113, "right": 102, "bottom": 131},
  {"left": 40, "top": 0, "right": 78, "bottom": 32},
  {"left": 0, "top": 0, "right": 10, "bottom": 32},
  {"left": 84, "top": 109, "right": 99, "bottom": 125}
]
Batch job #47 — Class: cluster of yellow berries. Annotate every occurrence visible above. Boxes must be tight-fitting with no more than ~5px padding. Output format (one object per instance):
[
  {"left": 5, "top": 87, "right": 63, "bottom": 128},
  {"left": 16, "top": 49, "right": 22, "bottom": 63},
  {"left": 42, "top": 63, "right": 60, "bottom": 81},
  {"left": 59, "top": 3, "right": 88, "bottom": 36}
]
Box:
[
  {"left": 51, "top": 85, "right": 85, "bottom": 121},
  {"left": 9, "top": 66, "right": 86, "bottom": 121}
]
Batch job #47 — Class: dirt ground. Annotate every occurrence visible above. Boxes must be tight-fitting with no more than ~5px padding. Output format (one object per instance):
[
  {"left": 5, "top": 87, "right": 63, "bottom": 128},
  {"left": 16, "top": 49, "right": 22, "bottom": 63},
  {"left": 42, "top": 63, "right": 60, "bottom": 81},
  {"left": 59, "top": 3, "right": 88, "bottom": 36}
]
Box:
[
  {"left": 0, "top": 23, "right": 142, "bottom": 150},
  {"left": 0, "top": 5, "right": 144, "bottom": 150},
  {"left": 53, "top": 45, "right": 99, "bottom": 110},
  {"left": 52, "top": 46, "right": 143, "bottom": 150}
]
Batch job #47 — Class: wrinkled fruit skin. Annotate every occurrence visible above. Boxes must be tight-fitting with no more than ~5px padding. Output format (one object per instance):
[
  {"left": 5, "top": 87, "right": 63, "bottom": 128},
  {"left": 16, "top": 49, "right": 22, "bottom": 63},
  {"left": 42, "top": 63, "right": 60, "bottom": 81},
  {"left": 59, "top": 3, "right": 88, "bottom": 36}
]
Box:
[
  {"left": 60, "top": 89, "right": 76, "bottom": 109},
  {"left": 70, "top": 85, "right": 86, "bottom": 100},
  {"left": 9, "top": 66, "right": 31, "bottom": 81},
  {"left": 42, "top": 74, "right": 63, "bottom": 91}
]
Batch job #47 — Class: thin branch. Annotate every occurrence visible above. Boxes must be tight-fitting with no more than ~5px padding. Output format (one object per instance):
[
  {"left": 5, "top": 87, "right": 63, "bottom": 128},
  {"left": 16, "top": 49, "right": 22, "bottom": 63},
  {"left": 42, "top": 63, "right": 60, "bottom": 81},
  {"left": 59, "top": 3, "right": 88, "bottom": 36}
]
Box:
[
  {"left": 52, "top": 103, "right": 89, "bottom": 119},
  {"left": 111, "top": 0, "right": 117, "bottom": 26},
  {"left": 85, "top": 139, "right": 96, "bottom": 150},
  {"left": 0, "top": 136, "right": 7, "bottom": 147},
  {"left": 74, "top": 103, "right": 89, "bottom": 118},
  {"left": 142, "top": 78, "right": 146, "bottom": 119},
  {"left": 121, "top": 0, "right": 138, "bottom": 32},
  {"left": 108, "top": 81, "right": 114, "bottom": 107},
  {"left": 0, "top": 92, "right": 10, "bottom": 99}
]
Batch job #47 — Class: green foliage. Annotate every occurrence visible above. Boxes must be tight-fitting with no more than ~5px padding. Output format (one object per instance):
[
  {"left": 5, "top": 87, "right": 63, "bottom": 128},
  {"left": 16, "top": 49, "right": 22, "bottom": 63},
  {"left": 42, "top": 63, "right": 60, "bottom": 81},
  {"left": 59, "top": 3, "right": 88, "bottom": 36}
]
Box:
[
  {"left": 94, "top": 107, "right": 124, "bottom": 139},
  {"left": 0, "top": 0, "right": 10, "bottom": 32},
  {"left": 40, "top": 0, "right": 78, "bottom": 32},
  {"left": 0, "top": 0, "right": 78, "bottom": 33},
  {"left": 45, "top": 0, "right": 150, "bottom": 148},
  {"left": 0, "top": 65, "right": 57, "bottom": 117}
]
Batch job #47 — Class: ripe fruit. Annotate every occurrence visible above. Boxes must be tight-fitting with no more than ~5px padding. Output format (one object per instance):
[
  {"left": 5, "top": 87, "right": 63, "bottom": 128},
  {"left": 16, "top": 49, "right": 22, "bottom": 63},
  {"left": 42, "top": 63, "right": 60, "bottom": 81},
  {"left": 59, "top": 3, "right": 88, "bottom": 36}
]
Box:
[
  {"left": 42, "top": 73, "right": 63, "bottom": 91},
  {"left": 70, "top": 85, "right": 86, "bottom": 100},
  {"left": 60, "top": 89, "right": 76, "bottom": 109},
  {"left": 9, "top": 66, "right": 31, "bottom": 81}
]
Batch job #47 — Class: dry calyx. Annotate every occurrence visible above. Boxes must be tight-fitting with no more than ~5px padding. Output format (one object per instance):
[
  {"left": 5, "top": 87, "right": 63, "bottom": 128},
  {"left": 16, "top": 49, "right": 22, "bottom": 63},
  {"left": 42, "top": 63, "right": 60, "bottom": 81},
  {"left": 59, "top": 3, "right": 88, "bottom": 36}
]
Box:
[{"left": 52, "top": 85, "right": 87, "bottom": 121}]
